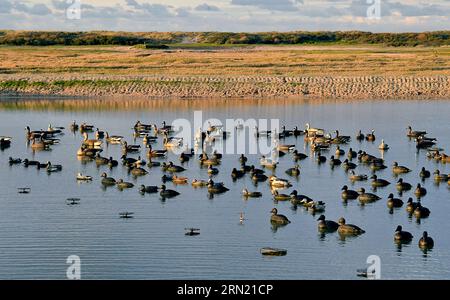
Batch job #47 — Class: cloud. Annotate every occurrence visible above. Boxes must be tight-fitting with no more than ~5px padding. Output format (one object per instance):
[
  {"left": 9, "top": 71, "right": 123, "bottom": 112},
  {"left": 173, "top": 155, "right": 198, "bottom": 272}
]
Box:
[
  {"left": 0, "top": 0, "right": 13, "bottom": 13},
  {"left": 13, "top": 2, "right": 51, "bottom": 15},
  {"left": 125, "top": 0, "right": 174, "bottom": 17},
  {"left": 231, "top": 0, "right": 303, "bottom": 12},
  {"left": 348, "top": 0, "right": 450, "bottom": 18},
  {"left": 195, "top": 3, "right": 221, "bottom": 12}
]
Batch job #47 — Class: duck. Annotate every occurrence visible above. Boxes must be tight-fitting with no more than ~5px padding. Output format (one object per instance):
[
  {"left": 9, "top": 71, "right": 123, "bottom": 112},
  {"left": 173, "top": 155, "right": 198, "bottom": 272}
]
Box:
[
  {"left": 147, "top": 144, "right": 167, "bottom": 157},
  {"left": 316, "top": 151, "right": 327, "bottom": 163},
  {"left": 270, "top": 208, "right": 290, "bottom": 225},
  {"left": 95, "top": 153, "right": 109, "bottom": 165},
  {"left": 349, "top": 171, "right": 368, "bottom": 182},
  {"left": 392, "top": 162, "right": 411, "bottom": 174},
  {"left": 23, "top": 159, "right": 40, "bottom": 167},
  {"left": 347, "top": 148, "right": 357, "bottom": 159},
  {"left": 31, "top": 137, "right": 49, "bottom": 150},
  {"left": 260, "top": 156, "right": 278, "bottom": 169},
  {"left": 341, "top": 185, "right": 359, "bottom": 200},
  {"left": 387, "top": 194, "right": 404, "bottom": 208},
  {"left": 163, "top": 135, "right": 183, "bottom": 148},
  {"left": 414, "top": 184, "right": 427, "bottom": 197},
  {"left": 146, "top": 157, "right": 161, "bottom": 168},
  {"left": 162, "top": 162, "right": 186, "bottom": 173},
  {"left": 419, "top": 167, "right": 431, "bottom": 179},
  {"left": 406, "top": 198, "right": 419, "bottom": 213},
  {"left": 95, "top": 128, "right": 105, "bottom": 140},
  {"left": 100, "top": 173, "right": 116, "bottom": 186},
  {"left": 46, "top": 161, "right": 63, "bottom": 173},
  {"left": 418, "top": 231, "right": 434, "bottom": 249},
  {"left": 285, "top": 165, "right": 300, "bottom": 176},
  {"left": 105, "top": 132, "right": 123, "bottom": 144},
  {"left": 108, "top": 157, "right": 119, "bottom": 168},
  {"left": 337, "top": 218, "right": 365, "bottom": 235},
  {"left": 292, "top": 150, "right": 308, "bottom": 161},
  {"left": 407, "top": 126, "right": 427, "bottom": 138},
  {"left": 356, "top": 130, "right": 365, "bottom": 141},
  {"left": 251, "top": 172, "right": 268, "bottom": 182},
  {"left": 231, "top": 168, "right": 245, "bottom": 179},
  {"left": 121, "top": 155, "right": 139, "bottom": 166},
  {"left": 289, "top": 190, "right": 314, "bottom": 204},
  {"left": 249, "top": 165, "right": 265, "bottom": 175},
  {"left": 122, "top": 141, "right": 141, "bottom": 154},
  {"left": 207, "top": 180, "right": 229, "bottom": 194},
  {"left": 191, "top": 179, "right": 208, "bottom": 187},
  {"left": 130, "top": 167, "right": 148, "bottom": 177},
  {"left": 82, "top": 132, "right": 102, "bottom": 148},
  {"left": 77, "top": 144, "right": 101, "bottom": 157},
  {"left": 242, "top": 188, "right": 262, "bottom": 198},
  {"left": 329, "top": 155, "right": 342, "bottom": 166},
  {"left": 76, "top": 173, "right": 92, "bottom": 181},
  {"left": 116, "top": 179, "right": 134, "bottom": 189},
  {"left": 342, "top": 159, "right": 357, "bottom": 171},
  {"left": 317, "top": 215, "right": 339, "bottom": 232},
  {"left": 179, "top": 152, "right": 190, "bottom": 163},
  {"left": 433, "top": 170, "right": 448, "bottom": 182},
  {"left": 70, "top": 121, "right": 79, "bottom": 131},
  {"left": 134, "top": 120, "right": 152, "bottom": 131},
  {"left": 269, "top": 176, "right": 292, "bottom": 188},
  {"left": 308, "top": 202, "right": 326, "bottom": 214},
  {"left": 358, "top": 188, "right": 381, "bottom": 203},
  {"left": 80, "top": 123, "right": 94, "bottom": 132},
  {"left": 335, "top": 146, "right": 345, "bottom": 156},
  {"left": 239, "top": 154, "right": 248, "bottom": 163},
  {"left": 272, "top": 190, "right": 291, "bottom": 201},
  {"left": 159, "top": 184, "right": 180, "bottom": 198},
  {"left": 172, "top": 175, "right": 188, "bottom": 184},
  {"left": 9, "top": 157, "right": 22, "bottom": 165},
  {"left": 414, "top": 203, "right": 431, "bottom": 218},
  {"left": 370, "top": 161, "right": 388, "bottom": 172},
  {"left": 396, "top": 178, "right": 412, "bottom": 191},
  {"left": 207, "top": 165, "right": 219, "bottom": 175},
  {"left": 394, "top": 225, "right": 413, "bottom": 242},
  {"left": 25, "top": 126, "right": 44, "bottom": 140},
  {"left": 370, "top": 175, "right": 390, "bottom": 187},
  {"left": 365, "top": 130, "right": 376, "bottom": 141},
  {"left": 378, "top": 139, "right": 389, "bottom": 150},
  {"left": 142, "top": 134, "right": 157, "bottom": 146}
]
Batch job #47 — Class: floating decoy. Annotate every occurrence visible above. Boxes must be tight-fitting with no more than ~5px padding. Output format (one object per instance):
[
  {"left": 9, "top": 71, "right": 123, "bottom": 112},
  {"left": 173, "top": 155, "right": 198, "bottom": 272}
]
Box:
[
  {"left": 77, "top": 144, "right": 101, "bottom": 157},
  {"left": 418, "top": 231, "right": 434, "bottom": 249},
  {"left": 31, "top": 137, "right": 49, "bottom": 150},
  {"left": 76, "top": 173, "right": 92, "bottom": 181},
  {"left": 254, "top": 126, "right": 271, "bottom": 138},
  {"left": 239, "top": 154, "right": 248, "bottom": 164},
  {"left": 342, "top": 159, "right": 357, "bottom": 171},
  {"left": 370, "top": 161, "right": 388, "bottom": 172},
  {"left": 17, "top": 187, "right": 31, "bottom": 194},
  {"left": 185, "top": 228, "right": 200, "bottom": 236},
  {"left": 272, "top": 190, "right": 291, "bottom": 201},
  {"left": 9, "top": 157, "right": 22, "bottom": 165},
  {"left": 162, "top": 162, "right": 185, "bottom": 173},
  {"left": 160, "top": 184, "right": 180, "bottom": 198},
  {"left": 335, "top": 146, "right": 345, "bottom": 156},
  {"left": 95, "top": 128, "right": 105, "bottom": 140},
  {"left": 231, "top": 168, "right": 245, "bottom": 179},
  {"left": 95, "top": 153, "right": 109, "bottom": 165},
  {"left": 329, "top": 155, "right": 342, "bottom": 166},
  {"left": 0, "top": 136, "right": 11, "bottom": 148},
  {"left": 46, "top": 161, "right": 62, "bottom": 173},
  {"left": 134, "top": 120, "right": 153, "bottom": 131},
  {"left": 179, "top": 152, "right": 190, "bottom": 163},
  {"left": 308, "top": 202, "right": 326, "bottom": 214},
  {"left": 349, "top": 171, "right": 368, "bottom": 182},
  {"left": 341, "top": 185, "right": 359, "bottom": 200},
  {"left": 387, "top": 194, "right": 404, "bottom": 208},
  {"left": 251, "top": 172, "right": 268, "bottom": 182},
  {"left": 305, "top": 123, "right": 324, "bottom": 136},
  {"left": 347, "top": 148, "right": 357, "bottom": 159},
  {"left": 370, "top": 175, "right": 390, "bottom": 187},
  {"left": 358, "top": 188, "right": 381, "bottom": 203},
  {"left": 66, "top": 198, "right": 80, "bottom": 205},
  {"left": 316, "top": 151, "right": 326, "bottom": 163},
  {"left": 70, "top": 121, "right": 79, "bottom": 131},
  {"left": 122, "top": 141, "right": 140, "bottom": 154},
  {"left": 285, "top": 165, "right": 300, "bottom": 176},
  {"left": 414, "top": 184, "right": 427, "bottom": 197},
  {"left": 172, "top": 175, "right": 188, "bottom": 184},
  {"left": 105, "top": 132, "right": 123, "bottom": 144},
  {"left": 269, "top": 176, "right": 291, "bottom": 188},
  {"left": 23, "top": 159, "right": 39, "bottom": 167},
  {"left": 416, "top": 136, "right": 436, "bottom": 149},
  {"left": 146, "top": 157, "right": 161, "bottom": 168},
  {"left": 406, "top": 198, "right": 419, "bottom": 213},
  {"left": 317, "top": 215, "right": 339, "bottom": 232},
  {"left": 130, "top": 167, "right": 148, "bottom": 177},
  {"left": 260, "top": 156, "right": 278, "bottom": 169},
  {"left": 119, "top": 212, "right": 134, "bottom": 219},
  {"left": 139, "top": 185, "right": 158, "bottom": 193},
  {"left": 433, "top": 170, "right": 448, "bottom": 182},
  {"left": 392, "top": 162, "right": 411, "bottom": 174},
  {"left": 332, "top": 131, "right": 351, "bottom": 144},
  {"left": 108, "top": 157, "right": 119, "bottom": 168},
  {"left": 292, "top": 150, "right": 308, "bottom": 160},
  {"left": 207, "top": 165, "right": 219, "bottom": 175},
  {"left": 191, "top": 179, "right": 208, "bottom": 187},
  {"left": 378, "top": 139, "right": 389, "bottom": 150},
  {"left": 260, "top": 247, "right": 287, "bottom": 256},
  {"left": 116, "top": 179, "right": 134, "bottom": 189},
  {"left": 82, "top": 132, "right": 102, "bottom": 148},
  {"left": 289, "top": 190, "right": 314, "bottom": 204},
  {"left": 80, "top": 123, "right": 95, "bottom": 132},
  {"left": 413, "top": 203, "right": 430, "bottom": 218},
  {"left": 142, "top": 134, "right": 157, "bottom": 145},
  {"left": 407, "top": 126, "right": 427, "bottom": 138},
  {"left": 365, "top": 130, "right": 376, "bottom": 141},
  {"left": 207, "top": 180, "right": 229, "bottom": 194},
  {"left": 396, "top": 178, "right": 412, "bottom": 191},
  {"left": 394, "top": 225, "right": 413, "bottom": 242},
  {"left": 270, "top": 208, "right": 290, "bottom": 225},
  {"left": 356, "top": 130, "right": 365, "bottom": 141},
  {"left": 101, "top": 173, "right": 116, "bottom": 186},
  {"left": 242, "top": 188, "right": 262, "bottom": 198},
  {"left": 337, "top": 218, "right": 365, "bottom": 235}
]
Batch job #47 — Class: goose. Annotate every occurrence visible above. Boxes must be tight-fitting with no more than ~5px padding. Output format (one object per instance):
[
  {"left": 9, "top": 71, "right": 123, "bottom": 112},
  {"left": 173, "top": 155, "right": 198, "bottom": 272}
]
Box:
[
  {"left": 337, "top": 218, "right": 365, "bottom": 235},
  {"left": 100, "top": 173, "right": 116, "bottom": 186},
  {"left": 414, "top": 184, "right": 427, "bottom": 197},
  {"left": 358, "top": 151, "right": 383, "bottom": 164},
  {"left": 317, "top": 215, "right": 339, "bottom": 232},
  {"left": 207, "top": 165, "right": 219, "bottom": 175},
  {"left": 9, "top": 157, "right": 22, "bottom": 165},
  {"left": 76, "top": 144, "right": 101, "bottom": 157},
  {"left": 305, "top": 123, "right": 324, "bottom": 136},
  {"left": 31, "top": 137, "right": 49, "bottom": 150},
  {"left": 433, "top": 170, "right": 448, "bottom": 181},
  {"left": 147, "top": 144, "right": 167, "bottom": 157},
  {"left": 378, "top": 139, "right": 389, "bottom": 150},
  {"left": 332, "top": 130, "right": 351, "bottom": 144},
  {"left": 146, "top": 157, "right": 161, "bottom": 168},
  {"left": 95, "top": 128, "right": 105, "bottom": 140},
  {"left": 134, "top": 120, "right": 152, "bottom": 131},
  {"left": 172, "top": 175, "right": 188, "bottom": 184},
  {"left": 25, "top": 126, "right": 44, "bottom": 140},
  {"left": 179, "top": 152, "right": 190, "bottom": 163},
  {"left": 416, "top": 136, "right": 436, "bottom": 149},
  {"left": 269, "top": 176, "right": 292, "bottom": 188},
  {"left": 370, "top": 175, "right": 390, "bottom": 187},
  {"left": 358, "top": 188, "right": 381, "bottom": 203},
  {"left": 341, "top": 185, "right": 359, "bottom": 200},
  {"left": 419, "top": 167, "right": 431, "bottom": 179},
  {"left": 285, "top": 165, "right": 300, "bottom": 176},
  {"left": 254, "top": 126, "right": 271, "bottom": 138},
  {"left": 293, "top": 126, "right": 305, "bottom": 136},
  {"left": 292, "top": 150, "right": 308, "bottom": 161},
  {"left": 414, "top": 203, "right": 430, "bottom": 218},
  {"left": 142, "top": 134, "right": 157, "bottom": 145},
  {"left": 249, "top": 165, "right": 265, "bottom": 175},
  {"left": 365, "top": 130, "right": 376, "bottom": 141},
  {"left": 342, "top": 159, "right": 357, "bottom": 171},
  {"left": 163, "top": 135, "right": 183, "bottom": 148},
  {"left": 191, "top": 179, "right": 208, "bottom": 187},
  {"left": 162, "top": 162, "right": 186, "bottom": 173},
  {"left": 307, "top": 202, "right": 326, "bottom": 214},
  {"left": 407, "top": 126, "right": 427, "bottom": 138},
  {"left": 347, "top": 148, "right": 357, "bottom": 159},
  {"left": 122, "top": 141, "right": 141, "bottom": 154},
  {"left": 272, "top": 190, "right": 291, "bottom": 201},
  {"left": 105, "top": 132, "right": 123, "bottom": 144},
  {"left": 276, "top": 142, "right": 295, "bottom": 151},
  {"left": 349, "top": 171, "right": 368, "bottom": 182},
  {"left": 82, "top": 132, "right": 102, "bottom": 149},
  {"left": 392, "top": 162, "right": 411, "bottom": 174},
  {"left": 116, "top": 179, "right": 134, "bottom": 189},
  {"left": 329, "top": 155, "right": 342, "bottom": 166},
  {"left": 207, "top": 180, "right": 229, "bottom": 194},
  {"left": 130, "top": 167, "right": 148, "bottom": 177},
  {"left": 46, "top": 161, "right": 62, "bottom": 173},
  {"left": 396, "top": 178, "right": 412, "bottom": 191},
  {"left": 270, "top": 208, "right": 290, "bottom": 225},
  {"left": 418, "top": 231, "right": 434, "bottom": 249},
  {"left": 438, "top": 153, "right": 450, "bottom": 163},
  {"left": 121, "top": 155, "right": 139, "bottom": 166},
  {"left": 242, "top": 188, "right": 262, "bottom": 198},
  {"left": 231, "top": 168, "right": 245, "bottom": 179},
  {"left": 76, "top": 173, "right": 92, "bottom": 181},
  {"left": 0, "top": 137, "right": 12, "bottom": 148},
  {"left": 394, "top": 225, "right": 413, "bottom": 242},
  {"left": 387, "top": 194, "right": 404, "bottom": 208},
  {"left": 159, "top": 184, "right": 180, "bottom": 198},
  {"left": 406, "top": 198, "right": 419, "bottom": 213}
]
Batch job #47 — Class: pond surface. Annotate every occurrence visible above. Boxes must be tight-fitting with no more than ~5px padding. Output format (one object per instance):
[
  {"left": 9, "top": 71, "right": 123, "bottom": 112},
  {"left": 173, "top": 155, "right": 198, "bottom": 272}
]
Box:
[{"left": 0, "top": 98, "right": 449, "bottom": 279}]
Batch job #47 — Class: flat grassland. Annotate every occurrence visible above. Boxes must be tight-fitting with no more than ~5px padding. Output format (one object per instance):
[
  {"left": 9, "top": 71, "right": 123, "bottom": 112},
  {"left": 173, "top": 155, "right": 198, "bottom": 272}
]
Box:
[{"left": 1, "top": 44, "right": 450, "bottom": 99}]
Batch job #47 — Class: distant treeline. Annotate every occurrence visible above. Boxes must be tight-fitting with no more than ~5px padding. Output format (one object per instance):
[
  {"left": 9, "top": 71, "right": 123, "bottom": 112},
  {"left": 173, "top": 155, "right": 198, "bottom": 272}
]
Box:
[{"left": 1, "top": 30, "right": 449, "bottom": 46}]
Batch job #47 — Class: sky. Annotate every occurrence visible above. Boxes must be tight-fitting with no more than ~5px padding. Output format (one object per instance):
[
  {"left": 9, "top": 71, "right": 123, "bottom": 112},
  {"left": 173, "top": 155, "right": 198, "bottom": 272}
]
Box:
[{"left": 1, "top": 0, "right": 450, "bottom": 32}]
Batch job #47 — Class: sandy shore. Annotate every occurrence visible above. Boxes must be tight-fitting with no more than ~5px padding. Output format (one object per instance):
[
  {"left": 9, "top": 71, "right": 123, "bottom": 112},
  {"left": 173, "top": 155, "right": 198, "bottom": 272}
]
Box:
[{"left": 1, "top": 75, "right": 449, "bottom": 99}]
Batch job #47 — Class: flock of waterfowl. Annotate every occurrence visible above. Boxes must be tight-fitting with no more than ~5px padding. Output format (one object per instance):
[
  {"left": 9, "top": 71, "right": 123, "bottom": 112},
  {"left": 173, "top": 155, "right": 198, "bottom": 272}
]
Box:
[{"left": 3, "top": 120, "right": 449, "bottom": 256}]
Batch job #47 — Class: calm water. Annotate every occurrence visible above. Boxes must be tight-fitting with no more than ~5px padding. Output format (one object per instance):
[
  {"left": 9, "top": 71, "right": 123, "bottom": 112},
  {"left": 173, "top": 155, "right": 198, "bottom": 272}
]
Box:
[{"left": 0, "top": 98, "right": 449, "bottom": 280}]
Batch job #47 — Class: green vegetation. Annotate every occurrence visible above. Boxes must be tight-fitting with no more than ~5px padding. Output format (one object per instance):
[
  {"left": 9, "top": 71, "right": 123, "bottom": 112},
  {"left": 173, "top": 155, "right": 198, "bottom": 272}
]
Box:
[{"left": 1, "top": 30, "right": 449, "bottom": 47}]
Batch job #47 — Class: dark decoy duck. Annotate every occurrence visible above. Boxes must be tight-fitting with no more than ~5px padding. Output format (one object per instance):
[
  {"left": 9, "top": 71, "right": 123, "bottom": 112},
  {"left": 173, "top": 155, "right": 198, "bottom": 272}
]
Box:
[
  {"left": 285, "top": 165, "right": 300, "bottom": 176},
  {"left": 242, "top": 188, "right": 262, "bottom": 198},
  {"left": 358, "top": 188, "right": 381, "bottom": 203},
  {"left": 418, "top": 231, "right": 434, "bottom": 249},
  {"left": 414, "top": 184, "right": 427, "bottom": 197},
  {"left": 9, "top": 157, "right": 22, "bottom": 165},
  {"left": 116, "top": 179, "right": 134, "bottom": 189},
  {"left": 370, "top": 175, "right": 390, "bottom": 187},
  {"left": 394, "top": 225, "right": 413, "bottom": 242},
  {"left": 139, "top": 185, "right": 158, "bottom": 193},
  {"left": 317, "top": 215, "right": 339, "bottom": 232},
  {"left": 414, "top": 203, "right": 430, "bottom": 218},
  {"left": 270, "top": 208, "right": 290, "bottom": 225},
  {"left": 341, "top": 185, "right": 359, "bottom": 200},
  {"left": 349, "top": 171, "right": 368, "bottom": 182},
  {"left": 365, "top": 130, "right": 376, "bottom": 141},
  {"left": 396, "top": 178, "right": 412, "bottom": 192},
  {"left": 337, "top": 218, "right": 365, "bottom": 235},
  {"left": 329, "top": 155, "right": 342, "bottom": 166},
  {"left": 387, "top": 194, "right": 404, "bottom": 208},
  {"left": 159, "top": 184, "right": 180, "bottom": 198},
  {"left": 231, "top": 168, "right": 245, "bottom": 179},
  {"left": 407, "top": 126, "right": 427, "bottom": 138},
  {"left": 289, "top": 190, "right": 314, "bottom": 205},
  {"left": 356, "top": 130, "right": 365, "bottom": 141},
  {"left": 292, "top": 150, "right": 308, "bottom": 161},
  {"left": 101, "top": 173, "right": 116, "bottom": 186},
  {"left": 207, "top": 180, "right": 229, "bottom": 194},
  {"left": 392, "top": 162, "right": 411, "bottom": 174},
  {"left": 342, "top": 159, "right": 357, "bottom": 171},
  {"left": 406, "top": 198, "right": 419, "bottom": 213},
  {"left": 347, "top": 148, "right": 357, "bottom": 159},
  {"left": 239, "top": 154, "right": 248, "bottom": 163}
]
